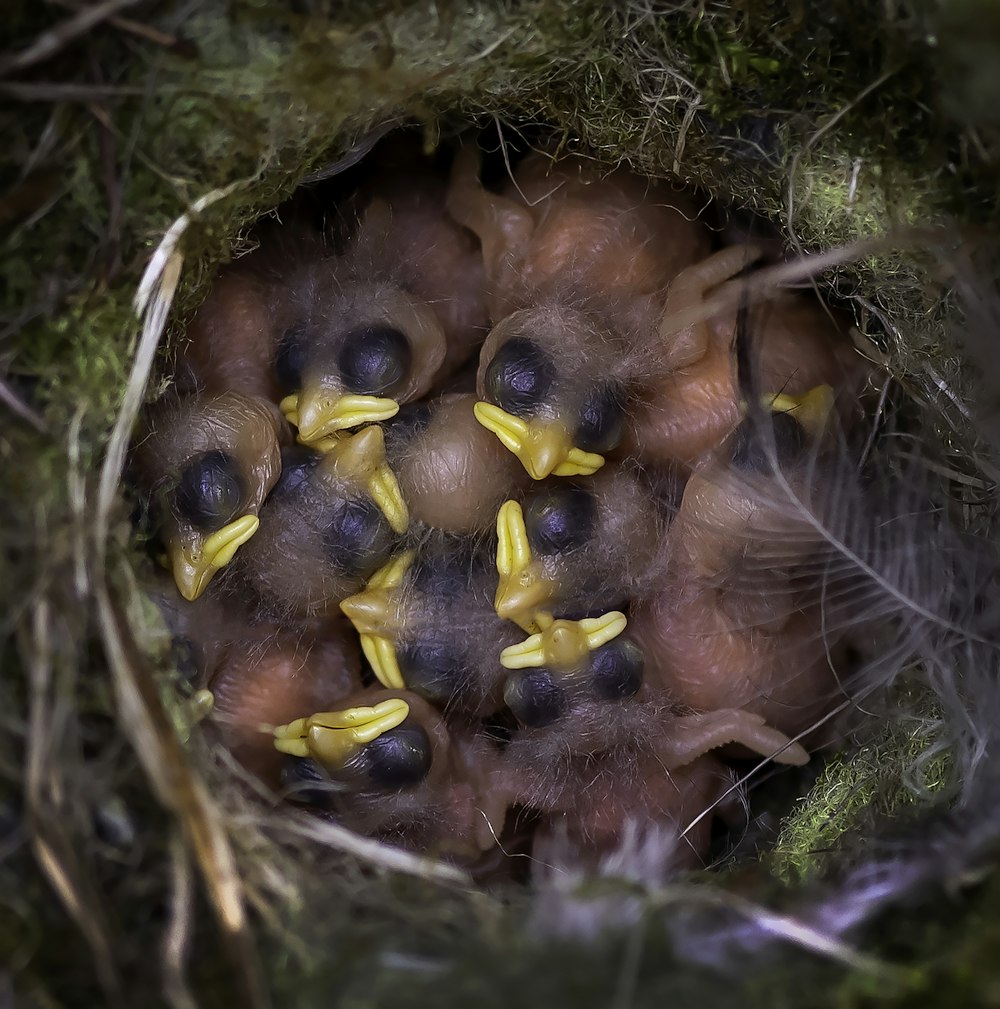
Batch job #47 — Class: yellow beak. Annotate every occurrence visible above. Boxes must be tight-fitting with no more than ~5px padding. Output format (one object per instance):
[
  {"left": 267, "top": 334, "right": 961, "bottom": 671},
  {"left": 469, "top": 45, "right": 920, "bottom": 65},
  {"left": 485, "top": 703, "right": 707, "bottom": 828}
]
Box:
[
  {"left": 494, "top": 500, "right": 557, "bottom": 632},
  {"left": 339, "top": 552, "right": 414, "bottom": 689},
  {"left": 499, "top": 611, "right": 628, "bottom": 671},
  {"left": 281, "top": 388, "right": 400, "bottom": 447},
  {"left": 273, "top": 698, "right": 410, "bottom": 767},
  {"left": 169, "top": 514, "right": 260, "bottom": 602},
  {"left": 764, "top": 384, "right": 835, "bottom": 437},
  {"left": 473, "top": 402, "right": 605, "bottom": 480},
  {"left": 323, "top": 426, "right": 409, "bottom": 534}
]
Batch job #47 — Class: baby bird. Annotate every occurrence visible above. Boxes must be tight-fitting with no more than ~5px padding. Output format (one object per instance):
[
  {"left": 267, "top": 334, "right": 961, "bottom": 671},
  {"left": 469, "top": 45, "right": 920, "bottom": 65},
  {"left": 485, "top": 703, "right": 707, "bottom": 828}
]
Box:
[
  {"left": 207, "top": 621, "right": 362, "bottom": 784},
  {"left": 498, "top": 619, "right": 807, "bottom": 867},
  {"left": 338, "top": 542, "right": 522, "bottom": 718},
  {"left": 629, "top": 244, "right": 865, "bottom": 466},
  {"left": 447, "top": 147, "right": 709, "bottom": 322},
  {"left": 493, "top": 465, "right": 672, "bottom": 633},
  {"left": 278, "top": 160, "right": 489, "bottom": 451},
  {"left": 175, "top": 230, "right": 310, "bottom": 401},
  {"left": 384, "top": 393, "right": 531, "bottom": 534},
  {"left": 531, "top": 752, "right": 742, "bottom": 872},
  {"left": 498, "top": 612, "right": 806, "bottom": 762},
  {"left": 448, "top": 147, "right": 711, "bottom": 479},
  {"left": 629, "top": 387, "right": 852, "bottom": 744},
  {"left": 231, "top": 425, "right": 408, "bottom": 619},
  {"left": 274, "top": 689, "right": 510, "bottom": 859},
  {"left": 134, "top": 391, "right": 287, "bottom": 601},
  {"left": 499, "top": 611, "right": 644, "bottom": 727}
]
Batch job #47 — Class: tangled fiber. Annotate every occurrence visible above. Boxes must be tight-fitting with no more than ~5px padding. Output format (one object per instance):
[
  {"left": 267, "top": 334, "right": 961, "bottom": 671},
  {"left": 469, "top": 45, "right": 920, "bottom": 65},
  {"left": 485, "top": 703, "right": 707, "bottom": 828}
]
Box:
[{"left": 4, "top": 2, "right": 1000, "bottom": 1006}]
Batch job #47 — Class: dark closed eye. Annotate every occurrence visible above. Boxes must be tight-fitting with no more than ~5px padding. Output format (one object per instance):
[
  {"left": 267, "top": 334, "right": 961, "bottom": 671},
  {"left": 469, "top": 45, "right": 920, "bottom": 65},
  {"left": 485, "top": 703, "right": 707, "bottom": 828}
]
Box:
[
  {"left": 729, "top": 410, "right": 807, "bottom": 472},
  {"left": 574, "top": 383, "right": 626, "bottom": 454},
  {"left": 359, "top": 724, "right": 432, "bottom": 790},
  {"left": 397, "top": 638, "right": 471, "bottom": 706},
  {"left": 523, "top": 483, "right": 596, "bottom": 557},
  {"left": 337, "top": 325, "right": 411, "bottom": 395},
  {"left": 409, "top": 542, "right": 485, "bottom": 598},
  {"left": 503, "top": 668, "right": 567, "bottom": 727},
  {"left": 271, "top": 445, "right": 321, "bottom": 499},
  {"left": 589, "top": 638, "right": 644, "bottom": 701},
  {"left": 275, "top": 324, "right": 308, "bottom": 392},
  {"left": 484, "top": 337, "right": 555, "bottom": 417},
  {"left": 175, "top": 449, "right": 245, "bottom": 531},
  {"left": 322, "top": 496, "right": 396, "bottom": 577},
  {"left": 280, "top": 757, "right": 336, "bottom": 808}
]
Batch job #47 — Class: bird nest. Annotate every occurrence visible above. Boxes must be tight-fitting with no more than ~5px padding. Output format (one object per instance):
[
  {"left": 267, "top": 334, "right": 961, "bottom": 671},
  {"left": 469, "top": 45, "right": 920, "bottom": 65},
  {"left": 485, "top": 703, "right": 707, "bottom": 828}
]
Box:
[{"left": 4, "top": 2, "right": 1000, "bottom": 1007}]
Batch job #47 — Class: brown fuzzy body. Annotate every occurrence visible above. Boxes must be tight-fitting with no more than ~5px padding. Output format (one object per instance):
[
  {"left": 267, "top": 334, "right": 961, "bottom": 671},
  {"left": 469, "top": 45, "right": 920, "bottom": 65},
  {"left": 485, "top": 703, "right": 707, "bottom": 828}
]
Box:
[
  {"left": 630, "top": 437, "right": 850, "bottom": 744},
  {"left": 209, "top": 624, "right": 361, "bottom": 785},
  {"left": 632, "top": 252, "right": 866, "bottom": 467},
  {"left": 388, "top": 394, "right": 530, "bottom": 532}
]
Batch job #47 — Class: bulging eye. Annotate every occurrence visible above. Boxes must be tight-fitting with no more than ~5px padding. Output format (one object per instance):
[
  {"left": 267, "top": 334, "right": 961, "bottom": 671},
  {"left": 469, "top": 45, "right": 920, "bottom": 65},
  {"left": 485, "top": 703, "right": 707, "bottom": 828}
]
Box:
[
  {"left": 589, "top": 638, "right": 644, "bottom": 701},
  {"left": 574, "top": 384, "right": 626, "bottom": 454},
  {"left": 503, "top": 668, "right": 567, "bottom": 727},
  {"left": 271, "top": 445, "right": 320, "bottom": 499},
  {"left": 729, "top": 411, "right": 807, "bottom": 472},
  {"left": 281, "top": 757, "right": 336, "bottom": 808},
  {"left": 275, "top": 325, "right": 308, "bottom": 392},
  {"left": 397, "top": 638, "right": 471, "bottom": 706},
  {"left": 175, "top": 450, "right": 245, "bottom": 531},
  {"left": 484, "top": 337, "right": 555, "bottom": 417},
  {"left": 322, "top": 496, "right": 396, "bottom": 577},
  {"left": 337, "top": 325, "right": 411, "bottom": 395},
  {"left": 523, "top": 484, "right": 596, "bottom": 557},
  {"left": 359, "top": 724, "right": 432, "bottom": 790}
]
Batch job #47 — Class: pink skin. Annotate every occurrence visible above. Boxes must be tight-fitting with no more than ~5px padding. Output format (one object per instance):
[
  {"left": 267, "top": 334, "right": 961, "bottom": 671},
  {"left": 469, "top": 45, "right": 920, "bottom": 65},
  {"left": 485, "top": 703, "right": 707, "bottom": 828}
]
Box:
[
  {"left": 630, "top": 450, "right": 850, "bottom": 746},
  {"left": 629, "top": 245, "right": 867, "bottom": 467}
]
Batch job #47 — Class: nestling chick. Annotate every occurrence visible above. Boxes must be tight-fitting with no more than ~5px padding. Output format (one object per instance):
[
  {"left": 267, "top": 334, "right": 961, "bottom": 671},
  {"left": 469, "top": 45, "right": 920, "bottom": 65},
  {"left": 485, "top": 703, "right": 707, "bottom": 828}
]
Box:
[
  {"left": 278, "top": 164, "right": 488, "bottom": 450},
  {"left": 499, "top": 621, "right": 807, "bottom": 867},
  {"left": 274, "top": 689, "right": 510, "bottom": 858},
  {"left": 134, "top": 391, "right": 287, "bottom": 601},
  {"left": 531, "top": 752, "right": 742, "bottom": 873},
  {"left": 629, "top": 387, "right": 853, "bottom": 743},
  {"left": 493, "top": 465, "right": 672, "bottom": 633},
  {"left": 208, "top": 621, "right": 362, "bottom": 784},
  {"left": 498, "top": 613, "right": 806, "bottom": 763},
  {"left": 448, "top": 147, "right": 711, "bottom": 479},
  {"left": 447, "top": 147, "right": 709, "bottom": 321},
  {"left": 630, "top": 244, "right": 866, "bottom": 466},
  {"left": 338, "top": 543, "right": 522, "bottom": 718},
  {"left": 385, "top": 393, "right": 531, "bottom": 533},
  {"left": 231, "top": 426, "right": 408, "bottom": 618},
  {"left": 175, "top": 228, "right": 318, "bottom": 401}
]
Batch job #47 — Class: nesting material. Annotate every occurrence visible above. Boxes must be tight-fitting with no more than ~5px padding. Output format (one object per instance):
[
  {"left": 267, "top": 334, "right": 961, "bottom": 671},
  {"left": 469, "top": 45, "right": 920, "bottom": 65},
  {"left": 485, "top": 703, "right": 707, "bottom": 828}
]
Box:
[{"left": 133, "top": 134, "right": 877, "bottom": 876}]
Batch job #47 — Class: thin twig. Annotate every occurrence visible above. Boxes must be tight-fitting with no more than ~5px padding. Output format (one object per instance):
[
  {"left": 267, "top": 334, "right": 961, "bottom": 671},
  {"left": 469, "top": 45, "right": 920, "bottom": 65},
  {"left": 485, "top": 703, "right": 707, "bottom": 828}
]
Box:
[{"left": 0, "top": 0, "right": 143, "bottom": 78}]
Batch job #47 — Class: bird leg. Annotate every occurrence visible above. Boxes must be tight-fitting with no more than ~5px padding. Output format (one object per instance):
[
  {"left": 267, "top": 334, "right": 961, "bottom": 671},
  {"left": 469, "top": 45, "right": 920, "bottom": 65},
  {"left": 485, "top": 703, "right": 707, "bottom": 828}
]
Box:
[
  {"left": 657, "top": 707, "right": 809, "bottom": 769},
  {"left": 446, "top": 145, "right": 536, "bottom": 288},
  {"left": 658, "top": 244, "right": 766, "bottom": 369}
]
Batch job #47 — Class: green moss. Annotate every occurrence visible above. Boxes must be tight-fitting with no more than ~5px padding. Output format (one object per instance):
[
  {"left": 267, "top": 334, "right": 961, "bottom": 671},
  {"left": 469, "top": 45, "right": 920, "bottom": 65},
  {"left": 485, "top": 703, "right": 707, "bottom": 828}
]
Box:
[{"left": 3, "top": 0, "right": 1000, "bottom": 1006}]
